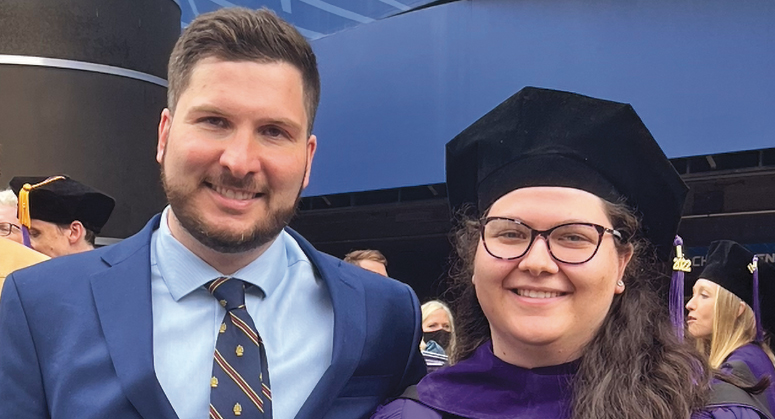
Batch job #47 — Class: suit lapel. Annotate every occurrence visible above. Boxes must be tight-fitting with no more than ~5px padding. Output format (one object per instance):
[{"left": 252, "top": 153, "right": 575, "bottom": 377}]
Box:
[
  {"left": 287, "top": 228, "right": 367, "bottom": 419},
  {"left": 91, "top": 215, "right": 178, "bottom": 419}
]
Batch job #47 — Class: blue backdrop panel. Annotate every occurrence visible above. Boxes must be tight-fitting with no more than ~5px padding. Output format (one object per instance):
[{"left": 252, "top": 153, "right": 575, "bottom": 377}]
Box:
[
  {"left": 307, "top": 0, "right": 775, "bottom": 196},
  {"left": 179, "top": 0, "right": 435, "bottom": 38}
]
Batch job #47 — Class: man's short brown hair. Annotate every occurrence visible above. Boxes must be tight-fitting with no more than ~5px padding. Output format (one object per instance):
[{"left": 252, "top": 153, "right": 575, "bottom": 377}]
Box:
[
  {"left": 167, "top": 7, "right": 321, "bottom": 134},
  {"left": 344, "top": 249, "right": 388, "bottom": 267}
]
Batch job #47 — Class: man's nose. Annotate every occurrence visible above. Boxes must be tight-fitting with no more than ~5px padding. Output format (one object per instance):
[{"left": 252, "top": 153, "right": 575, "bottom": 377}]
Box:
[{"left": 219, "top": 130, "right": 259, "bottom": 178}]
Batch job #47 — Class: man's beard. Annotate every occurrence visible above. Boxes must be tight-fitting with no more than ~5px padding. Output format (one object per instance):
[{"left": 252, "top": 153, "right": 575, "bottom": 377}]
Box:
[{"left": 161, "top": 167, "right": 302, "bottom": 254}]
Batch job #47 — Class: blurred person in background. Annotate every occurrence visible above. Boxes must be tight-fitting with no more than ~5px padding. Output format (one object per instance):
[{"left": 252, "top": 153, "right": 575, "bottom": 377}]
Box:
[
  {"left": 344, "top": 249, "right": 389, "bottom": 276},
  {"left": 9, "top": 176, "right": 114, "bottom": 257},
  {"left": 0, "top": 188, "right": 22, "bottom": 245},
  {"left": 0, "top": 182, "right": 48, "bottom": 297}
]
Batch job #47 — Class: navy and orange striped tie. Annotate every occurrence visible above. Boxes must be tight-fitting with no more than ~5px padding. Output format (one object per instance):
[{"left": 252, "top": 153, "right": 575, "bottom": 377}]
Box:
[{"left": 207, "top": 277, "right": 272, "bottom": 419}]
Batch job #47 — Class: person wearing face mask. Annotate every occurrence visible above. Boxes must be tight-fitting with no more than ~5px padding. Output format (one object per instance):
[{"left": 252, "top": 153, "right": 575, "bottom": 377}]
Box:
[
  {"left": 421, "top": 300, "right": 455, "bottom": 372},
  {"left": 686, "top": 240, "right": 775, "bottom": 416},
  {"left": 372, "top": 87, "right": 762, "bottom": 419}
]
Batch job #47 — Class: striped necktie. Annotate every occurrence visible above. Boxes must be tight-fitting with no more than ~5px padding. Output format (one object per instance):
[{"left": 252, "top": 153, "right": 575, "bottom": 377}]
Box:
[{"left": 207, "top": 277, "right": 272, "bottom": 419}]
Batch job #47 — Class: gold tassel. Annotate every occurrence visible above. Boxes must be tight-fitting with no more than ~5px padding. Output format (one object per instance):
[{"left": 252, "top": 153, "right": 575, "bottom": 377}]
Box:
[{"left": 17, "top": 176, "right": 66, "bottom": 229}]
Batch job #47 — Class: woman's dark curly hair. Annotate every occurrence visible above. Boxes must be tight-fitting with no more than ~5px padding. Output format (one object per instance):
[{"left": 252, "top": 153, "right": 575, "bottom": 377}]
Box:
[{"left": 447, "top": 200, "right": 711, "bottom": 419}]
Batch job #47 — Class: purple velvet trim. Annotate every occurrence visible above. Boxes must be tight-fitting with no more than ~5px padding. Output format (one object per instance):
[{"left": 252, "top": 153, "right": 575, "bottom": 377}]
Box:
[
  {"left": 416, "top": 342, "right": 576, "bottom": 419},
  {"left": 671, "top": 235, "right": 686, "bottom": 341},
  {"left": 21, "top": 225, "right": 31, "bottom": 248},
  {"left": 753, "top": 255, "right": 764, "bottom": 342}
]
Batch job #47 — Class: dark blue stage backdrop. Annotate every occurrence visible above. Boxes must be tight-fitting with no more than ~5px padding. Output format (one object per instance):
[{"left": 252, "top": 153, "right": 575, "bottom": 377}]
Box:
[{"left": 308, "top": 0, "right": 775, "bottom": 196}]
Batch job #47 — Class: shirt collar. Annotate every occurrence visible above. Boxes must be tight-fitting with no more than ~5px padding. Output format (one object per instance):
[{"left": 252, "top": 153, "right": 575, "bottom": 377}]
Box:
[{"left": 154, "top": 206, "right": 288, "bottom": 301}]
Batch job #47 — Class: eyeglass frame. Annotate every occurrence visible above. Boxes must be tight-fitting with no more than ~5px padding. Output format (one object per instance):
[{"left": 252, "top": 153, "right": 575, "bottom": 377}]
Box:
[
  {"left": 479, "top": 216, "right": 624, "bottom": 265},
  {"left": 0, "top": 222, "right": 21, "bottom": 237}
]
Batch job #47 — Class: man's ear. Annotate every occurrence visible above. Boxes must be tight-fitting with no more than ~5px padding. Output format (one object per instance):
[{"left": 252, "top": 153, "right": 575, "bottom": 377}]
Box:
[
  {"left": 67, "top": 221, "right": 86, "bottom": 245},
  {"left": 302, "top": 134, "right": 317, "bottom": 189},
  {"left": 157, "top": 108, "right": 172, "bottom": 164}
]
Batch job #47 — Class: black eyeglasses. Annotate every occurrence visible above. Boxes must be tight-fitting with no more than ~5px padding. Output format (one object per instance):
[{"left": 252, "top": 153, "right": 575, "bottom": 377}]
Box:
[
  {"left": 0, "top": 222, "right": 21, "bottom": 237},
  {"left": 480, "top": 217, "right": 623, "bottom": 264}
]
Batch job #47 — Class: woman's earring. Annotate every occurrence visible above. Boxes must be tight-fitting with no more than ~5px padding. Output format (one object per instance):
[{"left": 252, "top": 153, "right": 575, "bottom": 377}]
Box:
[{"left": 617, "top": 280, "right": 625, "bottom": 287}]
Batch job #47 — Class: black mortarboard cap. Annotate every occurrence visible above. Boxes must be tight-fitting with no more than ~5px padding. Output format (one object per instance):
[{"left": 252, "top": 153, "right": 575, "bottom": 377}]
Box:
[
  {"left": 9, "top": 176, "right": 115, "bottom": 234},
  {"left": 698, "top": 240, "right": 775, "bottom": 334},
  {"left": 445, "top": 87, "right": 688, "bottom": 259}
]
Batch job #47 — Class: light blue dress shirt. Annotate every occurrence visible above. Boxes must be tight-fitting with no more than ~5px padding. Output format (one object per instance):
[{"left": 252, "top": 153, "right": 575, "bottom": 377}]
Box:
[{"left": 151, "top": 207, "right": 334, "bottom": 419}]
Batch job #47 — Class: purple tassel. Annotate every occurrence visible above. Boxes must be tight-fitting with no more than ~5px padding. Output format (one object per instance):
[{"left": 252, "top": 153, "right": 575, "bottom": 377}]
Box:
[
  {"left": 21, "top": 225, "right": 31, "bottom": 248},
  {"left": 753, "top": 255, "right": 764, "bottom": 342},
  {"left": 670, "top": 236, "right": 686, "bottom": 341}
]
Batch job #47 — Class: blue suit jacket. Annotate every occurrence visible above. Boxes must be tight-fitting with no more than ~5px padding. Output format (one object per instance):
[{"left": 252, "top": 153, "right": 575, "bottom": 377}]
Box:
[{"left": 0, "top": 215, "right": 426, "bottom": 419}]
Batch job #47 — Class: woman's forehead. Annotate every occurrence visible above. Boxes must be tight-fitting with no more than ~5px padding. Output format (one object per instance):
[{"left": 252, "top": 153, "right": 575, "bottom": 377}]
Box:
[
  {"left": 694, "top": 278, "right": 719, "bottom": 291},
  {"left": 488, "top": 187, "right": 608, "bottom": 220}
]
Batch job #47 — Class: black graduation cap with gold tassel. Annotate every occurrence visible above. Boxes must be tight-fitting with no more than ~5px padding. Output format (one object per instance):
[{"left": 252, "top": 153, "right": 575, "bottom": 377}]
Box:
[{"left": 10, "top": 176, "right": 115, "bottom": 248}]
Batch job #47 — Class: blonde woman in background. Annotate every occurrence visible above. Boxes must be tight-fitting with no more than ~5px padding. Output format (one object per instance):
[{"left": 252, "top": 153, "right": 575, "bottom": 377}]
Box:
[
  {"left": 687, "top": 240, "right": 775, "bottom": 415},
  {"left": 421, "top": 300, "right": 455, "bottom": 372}
]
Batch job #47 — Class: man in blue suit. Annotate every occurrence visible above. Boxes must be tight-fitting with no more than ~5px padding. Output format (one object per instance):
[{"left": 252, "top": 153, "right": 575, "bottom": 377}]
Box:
[{"left": 0, "top": 7, "right": 426, "bottom": 419}]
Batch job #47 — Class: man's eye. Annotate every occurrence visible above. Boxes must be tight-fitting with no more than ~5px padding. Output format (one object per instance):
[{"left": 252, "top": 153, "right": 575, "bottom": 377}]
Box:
[
  {"left": 262, "top": 126, "right": 287, "bottom": 138},
  {"left": 199, "top": 117, "right": 228, "bottom": 128}
]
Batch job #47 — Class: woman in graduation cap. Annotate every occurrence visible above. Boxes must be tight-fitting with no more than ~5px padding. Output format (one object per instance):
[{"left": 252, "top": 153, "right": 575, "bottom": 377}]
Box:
[
  {"left": 687, "top": 240, "right": 775, "bottom": 415},
  {"left": 372, "top": 87, "right": 758, "bottom": 419}
]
